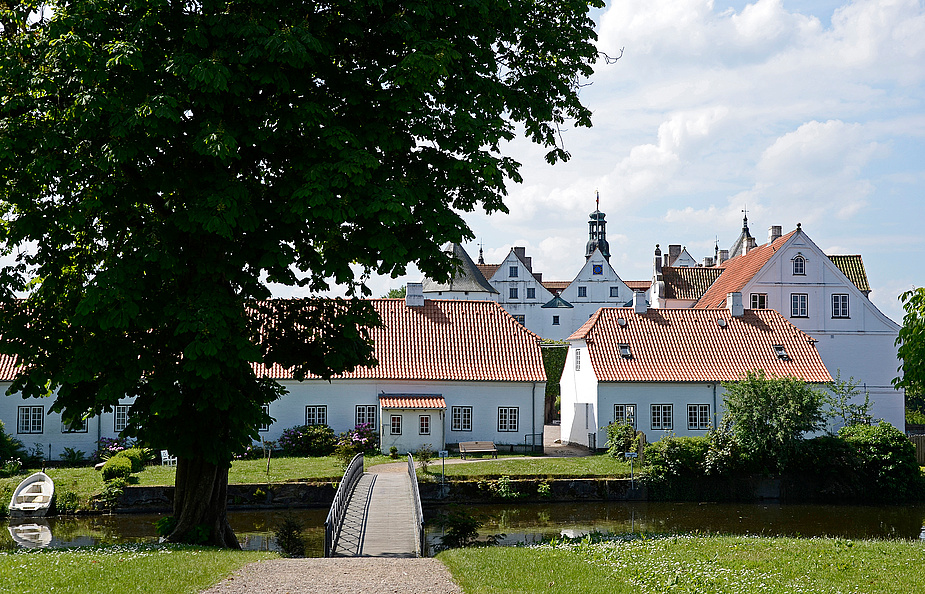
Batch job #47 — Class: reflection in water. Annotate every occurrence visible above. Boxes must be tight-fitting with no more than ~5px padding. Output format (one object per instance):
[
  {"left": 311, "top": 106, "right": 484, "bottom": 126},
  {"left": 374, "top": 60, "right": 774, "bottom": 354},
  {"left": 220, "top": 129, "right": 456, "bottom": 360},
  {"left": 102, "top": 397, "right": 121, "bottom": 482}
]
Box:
[{"left": 2, "top": 502, "right": 924, "bottom": 555}]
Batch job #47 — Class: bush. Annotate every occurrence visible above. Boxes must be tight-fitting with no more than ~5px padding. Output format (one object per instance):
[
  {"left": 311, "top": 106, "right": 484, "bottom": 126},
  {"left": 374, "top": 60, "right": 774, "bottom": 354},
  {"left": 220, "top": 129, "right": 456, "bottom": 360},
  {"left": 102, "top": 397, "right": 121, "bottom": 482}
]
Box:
[
  {"left": 838, "top": 422, "right": 922, "bottom": 502},
  {"left": 118, "top": 448, "right": 148, "bottom": 472},
  {"left": 93, "top": 436, "right": 133, "bottom": 463},
  {"left": 333, "top": 423, "right": 379, "bottom": 467},
  {"left": 0, "top": 420, "right": 27, "bottom": 469},
  {"left": 101, "top": 455, "right": 133, "bottom": 481},
  {"left": 278, "top": 424, "right": 336, "bottom": 457},
  {"left": 59, "top": 447, "right": 87, "bottom": 466},
  {"left": 415, "top": 444, "right": 435, "bottom": 473},
  {"left": 643, "top": 435, "right": 710, "bottom": 480},
  {"left": 605, "top": 422, "right": 638, "bottom": 458}
]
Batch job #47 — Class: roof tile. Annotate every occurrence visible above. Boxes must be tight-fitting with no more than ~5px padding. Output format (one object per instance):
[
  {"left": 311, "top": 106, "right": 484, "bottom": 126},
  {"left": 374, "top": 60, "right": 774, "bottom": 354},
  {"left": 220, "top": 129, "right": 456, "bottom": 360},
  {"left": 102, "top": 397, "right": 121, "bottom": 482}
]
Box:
[
  {"left": 379, "top": 395, "right": 447, "bottom": 409},
  {"left": 661, "top": 267, "right": 723, "bottom": 300}
]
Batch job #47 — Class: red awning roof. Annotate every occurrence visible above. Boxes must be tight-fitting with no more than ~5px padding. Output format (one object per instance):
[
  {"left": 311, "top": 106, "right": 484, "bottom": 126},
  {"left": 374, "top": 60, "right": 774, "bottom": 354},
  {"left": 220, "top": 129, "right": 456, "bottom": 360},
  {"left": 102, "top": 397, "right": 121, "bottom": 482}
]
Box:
[{"left": 379, "top": 395, "right": 447, "bottom": 409}]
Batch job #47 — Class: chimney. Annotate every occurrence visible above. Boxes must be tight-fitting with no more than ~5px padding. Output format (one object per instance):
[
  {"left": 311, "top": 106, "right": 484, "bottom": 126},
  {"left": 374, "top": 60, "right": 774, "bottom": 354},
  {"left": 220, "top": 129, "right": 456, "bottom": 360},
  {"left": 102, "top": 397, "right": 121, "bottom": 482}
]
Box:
[
  {"left": 633, "top": 291, "right": 647, "bottom": 314},
  {"left": 769, "top": 226, "right": 782, "bottom": 244},
  {"left": 668, "top": 244, "right": 681, "bottom": 266},
  {"left": 702, "top": 256, "right": 714, "bottom": 267},
  {"left": 717, "top": 249, "right": 729, "bottom": 265},
  {"left": 405, "top": 282, "right": 425, "bottom": 307},
  {"left": 727, "top": 292, "right": 744, "bottom": 317},
  {"left": 744, "top": 237, "right": 758, "bottom": 254},
  {"left": 654, "top": 244, "right": 662, "bottom": 275}
]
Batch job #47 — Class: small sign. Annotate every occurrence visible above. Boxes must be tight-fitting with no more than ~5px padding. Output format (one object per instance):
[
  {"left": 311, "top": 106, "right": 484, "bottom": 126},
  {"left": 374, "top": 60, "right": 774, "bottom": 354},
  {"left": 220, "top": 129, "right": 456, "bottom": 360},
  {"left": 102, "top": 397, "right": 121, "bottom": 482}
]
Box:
[
  {"left": 438, "top": 450, "right": 449, "bottom": 458},
  {"left": 624, "top": 452, "right": 638, "bottom": 459}
]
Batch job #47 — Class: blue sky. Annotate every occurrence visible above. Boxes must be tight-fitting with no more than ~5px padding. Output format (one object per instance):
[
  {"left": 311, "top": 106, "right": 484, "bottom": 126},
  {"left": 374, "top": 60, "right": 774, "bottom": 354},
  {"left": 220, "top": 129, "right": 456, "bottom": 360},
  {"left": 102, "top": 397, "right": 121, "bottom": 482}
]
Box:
[{"left": 327, "top": 0, "right": 924, "bottom": 324}]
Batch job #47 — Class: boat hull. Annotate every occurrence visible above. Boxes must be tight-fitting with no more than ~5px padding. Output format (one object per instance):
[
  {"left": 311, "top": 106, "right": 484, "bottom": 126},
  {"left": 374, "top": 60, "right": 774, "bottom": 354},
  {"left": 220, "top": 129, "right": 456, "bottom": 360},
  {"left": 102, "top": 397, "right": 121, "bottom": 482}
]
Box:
[{"left": 8, "top": 472, "right": 55, "bottom": 518}]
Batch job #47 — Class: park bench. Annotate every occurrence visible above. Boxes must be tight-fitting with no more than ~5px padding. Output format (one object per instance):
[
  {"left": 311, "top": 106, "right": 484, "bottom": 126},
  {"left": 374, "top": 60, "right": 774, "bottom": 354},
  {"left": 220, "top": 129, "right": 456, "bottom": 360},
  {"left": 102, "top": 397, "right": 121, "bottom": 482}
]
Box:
[{"left": 459, "top": 441, "right": 498, "bottom": 460}]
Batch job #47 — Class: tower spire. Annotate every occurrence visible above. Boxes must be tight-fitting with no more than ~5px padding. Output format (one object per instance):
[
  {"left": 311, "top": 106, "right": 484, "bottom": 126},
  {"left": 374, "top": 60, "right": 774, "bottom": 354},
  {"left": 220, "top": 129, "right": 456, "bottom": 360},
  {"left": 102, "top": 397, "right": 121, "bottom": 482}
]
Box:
[{"left": 585, "top": 192, "right": 610, "bottom": 261}]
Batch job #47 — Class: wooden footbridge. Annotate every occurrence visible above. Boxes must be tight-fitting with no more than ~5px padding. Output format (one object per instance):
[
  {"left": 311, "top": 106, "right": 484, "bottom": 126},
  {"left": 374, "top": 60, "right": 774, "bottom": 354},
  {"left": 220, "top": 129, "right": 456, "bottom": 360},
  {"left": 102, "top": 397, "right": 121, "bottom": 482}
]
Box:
[{"left": 324, "top": 454, "right": 424, "bottom": 557}]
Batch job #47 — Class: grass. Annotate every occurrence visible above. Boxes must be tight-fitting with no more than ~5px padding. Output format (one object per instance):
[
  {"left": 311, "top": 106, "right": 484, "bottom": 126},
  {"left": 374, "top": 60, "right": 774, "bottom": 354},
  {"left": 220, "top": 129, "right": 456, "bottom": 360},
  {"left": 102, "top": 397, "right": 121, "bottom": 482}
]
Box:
[
  {"left": 421, "top": 454, "right": 632, "bottom": 479},
  {"left": 0, "top": 544, "right": 274, "bottom": 594},
  {"left": 0, "top": 454, "right": 393, "bottom": 512},
  {"left": 438, "top": 533, "right": 925, "bottom": 593}
]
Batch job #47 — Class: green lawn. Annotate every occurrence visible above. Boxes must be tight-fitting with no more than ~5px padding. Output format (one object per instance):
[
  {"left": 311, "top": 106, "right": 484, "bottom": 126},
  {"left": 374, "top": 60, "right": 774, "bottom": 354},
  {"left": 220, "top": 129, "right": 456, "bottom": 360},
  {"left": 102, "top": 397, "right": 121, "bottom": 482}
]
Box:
[
  {"left": 438, "top": 534, "right": 925, "bottom": 593},
  {"left": 0, "top": 544, "right": 274, "bottom": 594},
  {"left": 421, "top": 454, "right": 631, "bottom": 478}
]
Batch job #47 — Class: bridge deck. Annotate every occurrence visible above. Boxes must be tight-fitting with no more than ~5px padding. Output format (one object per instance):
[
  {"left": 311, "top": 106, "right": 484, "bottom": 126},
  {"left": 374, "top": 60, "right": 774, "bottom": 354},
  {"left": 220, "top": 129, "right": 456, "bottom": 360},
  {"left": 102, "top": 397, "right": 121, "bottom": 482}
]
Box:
[{"left": 330, "top": 471, "right": 418, "bottom": 557}]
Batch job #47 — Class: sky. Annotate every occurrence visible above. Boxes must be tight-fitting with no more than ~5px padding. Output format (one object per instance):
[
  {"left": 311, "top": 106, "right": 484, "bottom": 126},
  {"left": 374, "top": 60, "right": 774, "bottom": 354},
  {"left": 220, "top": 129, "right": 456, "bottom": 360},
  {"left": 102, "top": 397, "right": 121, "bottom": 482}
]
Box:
[{"left": 306, "top": 0, "right": 924, "bottom": 324}]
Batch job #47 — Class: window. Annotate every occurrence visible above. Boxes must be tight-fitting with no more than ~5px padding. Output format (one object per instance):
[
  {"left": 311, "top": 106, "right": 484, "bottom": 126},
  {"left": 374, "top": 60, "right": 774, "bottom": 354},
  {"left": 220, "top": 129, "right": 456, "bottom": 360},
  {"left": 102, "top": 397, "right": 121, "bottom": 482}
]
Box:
[
  {"left": 832, "top": 294, "right": 849, "bottom": 318},
  {"left": 610, "top": 286, "right": 619, "bottom": 298},
  {"left": 526, "top": 287, "right": 536, "bottom": 299},
  {"left": 688, "top": 404, "right": 711, "bottom": 430},
  {"left": 451, "top": 406, "right": 472, "bottom": 431},
  {"left": 773, "top": 345, "right": 791, "bottom": 361},
  {"left": 792, "top": 255, "right": 805, "bottom": 275},
  {"left": 498, "top": 407, "right": 519, "bottom": 432},
  {"left": 750, "top": 293, "right": 767, "bottom": 309},
  {"left": 305, "top": 405, "right": 327, "bottom": 426},
  {"left": 552, "top": 315, "right": 560, "bottom": 326},
  {"left": 509, "top": 266, "right": 518, "bottom": 278},
  {"left": 575, "top": 348, "right": 581, "bottom": 371},
  {"left": 577, "top": 286, "right": 587, "bottom": 298},
  {"left": 390, "top": 415, "right": 402, "bottom": 435},
  {"left": 356, "top": 405, "right": 376, "bottom": 428},
  {"left": 62, "top": 416, "right": 88, "bottom": 433},
  {"left": 509, "top": 287, "right": 518, "bottom": 299},
  {"left": 419, "top": 415, "right": 430, "bottom": 435},
  {"left": 614, "top": 404, "right": 636, "bottom": 429},
  {"left": 791, "top": 293, "right": 808, "bottom": 317},
  {"left": 592, "top": 264, "right": 603, "bottom": 275},
  {"left": 651, "top": 404, "right": 673, "bottom": 431},
  {"left": 513, "top": 314, "right": 525, "bottom": 325},
  {"left": 259, "top": 404, "right": 271, "bottom": 432},
  {"left": 114, "top": 405, "right": 129, "bottom": 432},
  {"left": 18, "top": 406, "right": 43, "bottom": 434},
  {"left": 618, "top": 344, "right": 632, "bottom": 359}
]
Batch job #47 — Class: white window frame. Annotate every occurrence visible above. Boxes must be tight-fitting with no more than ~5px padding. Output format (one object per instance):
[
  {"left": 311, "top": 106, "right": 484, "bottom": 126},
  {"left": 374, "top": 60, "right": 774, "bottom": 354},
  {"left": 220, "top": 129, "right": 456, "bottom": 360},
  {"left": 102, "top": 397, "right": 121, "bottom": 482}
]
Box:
[
  {"left": 509, "top": 266, "right": 518, "bottom": 278},
  {"left": 451, "top": 406, "right": 472, "bottom": 432},
  {"left": 509, "top": 287, "right": 518, "bottom": 299},
  {"left": 390, "top": 415, "right": 402, "bottom": 435},
  {"left": 832, "top": 294, "right": 849, "bottom": 318},
  {"left": 62, "top": 415, "right": 88, "bottom": 433},
  {"left": 18, "top": 406, "right": 44, "bottom": 434},
  {"left": 614, "top": 404, "right": 636, "bottom": 429},
  {"left": 610, "top": 286, "right": 619, "bottom": 298},
  {"left": 498, "top": 407, "right": 519, "bottom": 432},
  {"left": 259, "top": 404, "right": 271, "bottom": 432},
  {"left": 526, "top": 287, "right": 536, "bottom": 299},
  {"left": 792, "top": 255, "right": 805, "bottom": 275},
  {"left": 750, "top": 293, "right": 767, "bottom": 309},
  {"left": 305, "top": 405, "right": 327, "bottom": 426},
  {"left": 575, "top": 348, "right": 581, "bottom": 371},
  {"left": 687, "top": 404, "right": 711, "bottom": 430},
  {"left": 419, "top": 415, "right": 430, "bottom": 435},
  {"left": 651, "top": 404, "right": 673, "bottom": 431},
  {"left": 114, "top": 405, "right": 129, "bottom": 433},
  {"left": 791, "top": 293, "right": 808, "bottom": 317},
  {"left": 356, "top": 405, "right": 376, "bottom": 428},
  {"left": 577, "top": 286, "right": 587, "bottom": 298}
]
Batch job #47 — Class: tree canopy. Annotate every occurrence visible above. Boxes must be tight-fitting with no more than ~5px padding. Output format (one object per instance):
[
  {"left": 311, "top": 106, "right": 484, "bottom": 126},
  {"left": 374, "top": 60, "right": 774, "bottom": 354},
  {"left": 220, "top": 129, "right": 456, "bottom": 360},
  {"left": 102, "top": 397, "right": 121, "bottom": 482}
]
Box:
[
  {"left": 895, "top": 288, "right": 925, "bottom": 399},
  {"left": 0, "top": 0, "right": 603, "bottom": 545}
]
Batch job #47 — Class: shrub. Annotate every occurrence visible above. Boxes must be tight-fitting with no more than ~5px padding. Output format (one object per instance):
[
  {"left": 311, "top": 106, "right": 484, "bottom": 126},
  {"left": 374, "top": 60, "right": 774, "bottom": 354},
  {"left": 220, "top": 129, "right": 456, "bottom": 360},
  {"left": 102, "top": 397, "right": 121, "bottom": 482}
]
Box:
[
  {"left": 605, "top": 422, "right": 638, "bottom": 458},
  {"left": 118, "top": 448, "right": 148, "bottom": 472},
  {"left": 389, "top": 446, "right": 399, "bottom": 459},
  {"left": 643, "top": 435, "right": 710, "bottom": 480},
  {"left": 703, "top": 417, "right": 751, "bottom": 476},
  {"left": 415, "top": 444, "right": 435, "bottom": 473},
  {"left": 0, "top": 420, "right": 27, "bottom": 468},
  {"left": 93, "top": 436, "right": 133, "bottom": 463},
  {"left": 838, "top": 422, "right": 922, "bottom": 502},
  {"left": 333, "top": 423, "right": 379, "bottom": 467},
  {"left": 274, "top": 515, "right": 306, "bottom": 557},
  {"left": 278, "top": 424, "right": 336, "bottom": 457},
  {"left": 101, "top": 455, "right": 133, "bottom": 481},
  {"left": 55, "top": 490, "right": 80, "bottom": 515},
  {"left": 59, "top": 447, "right": 87, "bottom": 467},
  {"left": 98, "top": 477, "right": 128, "bottom": 508}
]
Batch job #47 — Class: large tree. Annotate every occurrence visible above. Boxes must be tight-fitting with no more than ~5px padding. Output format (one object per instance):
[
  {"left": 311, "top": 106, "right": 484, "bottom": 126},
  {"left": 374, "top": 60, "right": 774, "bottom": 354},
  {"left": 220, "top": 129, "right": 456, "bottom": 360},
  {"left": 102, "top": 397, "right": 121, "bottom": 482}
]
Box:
[
  {"left": 0, "top": 0, "right": 602, "bottom": 546},
  {"left": 895, "top": 288, "right": 925, "bottom": 402}
]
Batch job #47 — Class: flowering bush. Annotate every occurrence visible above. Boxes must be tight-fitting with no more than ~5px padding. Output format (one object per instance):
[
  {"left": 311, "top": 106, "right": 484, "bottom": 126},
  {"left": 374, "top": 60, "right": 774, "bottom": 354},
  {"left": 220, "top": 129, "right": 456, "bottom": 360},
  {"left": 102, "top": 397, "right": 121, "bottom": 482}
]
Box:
[
  {"left": 93, "top": 436, "right": 133, "bottom": 463},
  {"left": 278, "top": 425, "right": 336, "bottom": 457},
  {"left": 334, "top": 424, "right": 379, "bottom": 468}
]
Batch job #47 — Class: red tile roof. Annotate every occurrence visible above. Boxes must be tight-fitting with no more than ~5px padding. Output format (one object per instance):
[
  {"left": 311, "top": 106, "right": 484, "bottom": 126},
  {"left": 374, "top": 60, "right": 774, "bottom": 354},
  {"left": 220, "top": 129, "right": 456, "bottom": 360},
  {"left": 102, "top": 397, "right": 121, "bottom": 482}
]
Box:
[
  {"left": 477, "top": 264, "right": 501, "bottom": 280},
  {"left": 568, "top": 307, "right": 832, "bottom": 383},
  {"left": 661, "top": 267, "right": 723, "bottom": 300},
  {"left": 0, "top": 354, "right": 18, "bottom": 382},
  {"left": 379, "top": 395, "right": 447, "bottom": 409},
  {"left": 258, "top": 299, "right": 546, "bottom": 382},
  {"left": 542, "top": 281, "right": 570, "bottom": 295},
  {"left": 625, "top": 280, "right": 652, "bottom": 291},
  {"left": 694, "top": 230, "right": 797, "bottom": 308}
]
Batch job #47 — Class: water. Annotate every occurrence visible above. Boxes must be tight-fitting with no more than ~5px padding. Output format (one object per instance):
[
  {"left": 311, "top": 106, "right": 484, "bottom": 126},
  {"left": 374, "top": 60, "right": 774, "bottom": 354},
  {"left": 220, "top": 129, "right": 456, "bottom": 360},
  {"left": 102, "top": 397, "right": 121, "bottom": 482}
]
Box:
[{"left": 4, "top": 502, "right": 924, "bottom": 553}]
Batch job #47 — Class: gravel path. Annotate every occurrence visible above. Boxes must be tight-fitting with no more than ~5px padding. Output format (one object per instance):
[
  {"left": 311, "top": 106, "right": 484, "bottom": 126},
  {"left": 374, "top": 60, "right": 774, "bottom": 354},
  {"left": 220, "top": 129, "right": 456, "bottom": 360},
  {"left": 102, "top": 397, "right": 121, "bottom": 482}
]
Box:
[{"left": 201, "top": 558, "right": 464, "bottom": 594}]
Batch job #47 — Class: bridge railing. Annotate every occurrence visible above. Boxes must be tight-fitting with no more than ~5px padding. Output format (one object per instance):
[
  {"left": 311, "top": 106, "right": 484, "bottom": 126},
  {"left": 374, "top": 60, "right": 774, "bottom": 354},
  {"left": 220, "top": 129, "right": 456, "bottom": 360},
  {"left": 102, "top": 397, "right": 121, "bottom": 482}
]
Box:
[
  {"left": 324, "top": 453, "right": 364, "bottom": 557},
  {"left": 407, "top": 453, "right": 424, "bottom": 556}
]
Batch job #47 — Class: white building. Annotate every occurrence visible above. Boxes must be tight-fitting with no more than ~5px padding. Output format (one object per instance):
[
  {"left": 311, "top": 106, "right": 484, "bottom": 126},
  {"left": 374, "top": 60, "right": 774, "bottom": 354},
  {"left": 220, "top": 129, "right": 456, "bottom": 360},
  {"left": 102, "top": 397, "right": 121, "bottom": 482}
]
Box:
[{"left": 560, "top": 300, "right": 833, "bottom": 448}]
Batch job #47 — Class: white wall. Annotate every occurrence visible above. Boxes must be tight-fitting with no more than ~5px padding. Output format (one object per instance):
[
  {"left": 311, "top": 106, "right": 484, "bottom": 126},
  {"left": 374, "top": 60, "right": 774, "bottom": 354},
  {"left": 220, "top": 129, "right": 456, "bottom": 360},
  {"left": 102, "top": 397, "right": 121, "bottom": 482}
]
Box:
[
  {"left": 559, "top": 342, "right": 600, "bottom": 447},
  {"left": 380, "top": 409, "right": 446, "bottom": 454}
]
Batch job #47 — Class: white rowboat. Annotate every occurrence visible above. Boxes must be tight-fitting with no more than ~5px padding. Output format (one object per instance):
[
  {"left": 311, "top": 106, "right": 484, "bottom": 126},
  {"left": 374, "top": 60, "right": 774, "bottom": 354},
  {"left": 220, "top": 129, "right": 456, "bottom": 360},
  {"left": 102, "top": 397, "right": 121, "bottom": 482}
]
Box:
[{"left": 8, "top": 472, "right": 55, "bottom": 518}]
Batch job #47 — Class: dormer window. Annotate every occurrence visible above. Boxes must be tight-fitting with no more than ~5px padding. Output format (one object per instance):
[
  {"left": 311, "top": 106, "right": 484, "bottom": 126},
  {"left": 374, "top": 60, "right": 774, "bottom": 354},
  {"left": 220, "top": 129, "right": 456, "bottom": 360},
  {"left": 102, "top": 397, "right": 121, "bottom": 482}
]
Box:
[
  {"left": 509, "top": 266, "right": 518, "bottom": 278},
  {"left": 619, "top": 344, "right": 632, "bottom": 359},
  {"left": 792, "top": 255, "right": 805, "bottom": 276},
  {"left": 773, "top": 345, "right": 791, "bottom": 361}
]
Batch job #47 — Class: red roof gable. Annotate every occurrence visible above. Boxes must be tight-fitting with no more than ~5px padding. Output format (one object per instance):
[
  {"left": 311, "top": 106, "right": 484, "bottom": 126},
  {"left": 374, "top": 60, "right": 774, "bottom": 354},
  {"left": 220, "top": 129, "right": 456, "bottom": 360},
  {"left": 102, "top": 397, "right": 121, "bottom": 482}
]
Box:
[
  {"left": 569, "top": 307, "right": 831, "bottom": 383},
  {"left": 694, "top": 230, "right": 797, "bottom": 309},
  {"left": 258, "top": 299, "right": 546, "bottom": 382}
]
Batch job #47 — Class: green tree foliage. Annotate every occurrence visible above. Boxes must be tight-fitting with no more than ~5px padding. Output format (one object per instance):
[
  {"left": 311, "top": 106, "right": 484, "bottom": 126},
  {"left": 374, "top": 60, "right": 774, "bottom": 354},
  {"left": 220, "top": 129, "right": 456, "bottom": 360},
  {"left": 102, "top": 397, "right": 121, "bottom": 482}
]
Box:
[
  {"left": 0, "top": 0, "right": 601, "bottom": 546},
  {"left": 838, "top": 422, "right": 922, "bottom": 502},
  {"left": 541, "top": 342, "right": 568, "bottom": 422},
  {"left": 825, "top": 371, "right": 873, "bottom": 430},
  {"left": 721, "top": 370, "right": 826, "bottom": 473},
  {"left": 895, "top": 288, "right": 925, "bottom": 399},
  {"left": 382, "top": 287, "right": 407, "bottom": 299}
]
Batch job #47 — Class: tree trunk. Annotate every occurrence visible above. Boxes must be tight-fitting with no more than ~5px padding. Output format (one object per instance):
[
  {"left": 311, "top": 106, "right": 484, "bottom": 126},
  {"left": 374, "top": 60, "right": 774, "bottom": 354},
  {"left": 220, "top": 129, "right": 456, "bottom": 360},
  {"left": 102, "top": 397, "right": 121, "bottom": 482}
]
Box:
[{"left": 169, "top": 457, "right": 240, "bottom": 549}]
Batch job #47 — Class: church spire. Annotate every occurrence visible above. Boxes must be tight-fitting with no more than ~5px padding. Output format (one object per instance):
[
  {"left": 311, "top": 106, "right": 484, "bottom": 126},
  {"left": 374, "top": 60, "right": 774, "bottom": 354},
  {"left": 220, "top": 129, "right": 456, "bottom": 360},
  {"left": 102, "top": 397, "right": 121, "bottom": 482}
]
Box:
[
  {"left": 477, "top": 242, "right": 485, "bottom": 265},
  {"left": 585, "top": 191, "right": 611, "bottom": 261}
]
